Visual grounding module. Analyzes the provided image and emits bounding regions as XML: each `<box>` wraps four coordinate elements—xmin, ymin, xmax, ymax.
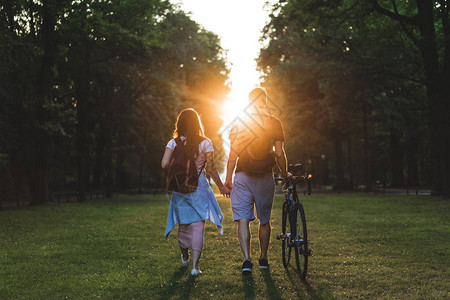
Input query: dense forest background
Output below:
<box><xmin>0</xmin><ymin>0</ymin><xmax>229</xmax><ymax>205</ymax></box>
<box><xmin>258</xmin><ymin>0</ymin><xmax>449</xmax><ymax>195</ymax></box>
<box><xmin>1</xmin><ymin>0</ymin><xmax>449</xmax><ymax>206</ymax></box>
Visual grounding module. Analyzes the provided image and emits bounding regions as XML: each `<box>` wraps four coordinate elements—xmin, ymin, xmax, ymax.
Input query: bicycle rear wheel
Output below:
<box><xmin>281</xmin><ymin>201</ymin><xmax>292</xmax><ymax>267</ymax></box>
<box><xmin>293</xmin><ymin>202</ymin><xmax>308</xmax><ymax>279</ymax></box>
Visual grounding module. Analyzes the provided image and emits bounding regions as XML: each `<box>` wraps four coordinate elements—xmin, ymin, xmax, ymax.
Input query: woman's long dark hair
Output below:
<box><xmin>173</xmin><ymin>108</ymin><xmax>205</xmax><ymax>158</ymax></box>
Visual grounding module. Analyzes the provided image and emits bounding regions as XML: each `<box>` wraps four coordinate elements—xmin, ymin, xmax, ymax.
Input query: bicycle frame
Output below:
<box><xmin>276</xmin><ymin>167</ymin><xmax>312</xmax><ymax>279</ymax></box>
<box><xmin>283</xmin><ymin>179</ymin><xmax>303</xmax><ymax>245</ymax></box>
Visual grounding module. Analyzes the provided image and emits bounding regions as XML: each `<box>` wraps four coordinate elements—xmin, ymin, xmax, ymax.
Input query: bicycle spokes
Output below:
<box><xmin>279</xmin><ymin>200</ymin><xmax>309</xmax><ymax>279</ymax></box>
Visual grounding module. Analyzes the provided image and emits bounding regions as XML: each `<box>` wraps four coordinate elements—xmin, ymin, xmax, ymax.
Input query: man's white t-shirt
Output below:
<box><xmin>166</xmin><ymin>136</ymin><xmax>214</xmax><ymax>173</ymax></box>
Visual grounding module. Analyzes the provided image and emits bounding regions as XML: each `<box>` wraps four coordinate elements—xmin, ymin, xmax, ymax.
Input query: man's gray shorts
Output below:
<box><xmin>230</xmin><ymin>172</ymin><xmax>275</xmax><ymax>224</ymax></box>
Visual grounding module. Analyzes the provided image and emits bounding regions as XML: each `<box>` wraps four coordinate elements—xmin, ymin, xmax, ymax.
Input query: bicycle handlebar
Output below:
<box><xmin>288</xmin><ymin>163</ymin><xmax>303</xmax><ymax>174</ymax></box>
<box><xmin>275</xmin><ymin>173</ymin><xmax>312</xmax><ymax>195</ymax></box>
<box><xmin>275</xmin><ymin>163</ymin><xmax>312</xmax><ymax>195</ymax></box>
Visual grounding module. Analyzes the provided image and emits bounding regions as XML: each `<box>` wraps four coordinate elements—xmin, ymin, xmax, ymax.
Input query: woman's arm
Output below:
<box><xmin>205</xmin><ymin>152</ymin><xmax>230</xmax><ymax>196</ymax></box>
<box><xmin>161</xmin><ymin>148</ymin><xmax>173</xmax><ymax>169</ymax></box>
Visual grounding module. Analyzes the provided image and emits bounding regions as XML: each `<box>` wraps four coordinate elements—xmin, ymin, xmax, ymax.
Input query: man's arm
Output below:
<box><xmin>224</xmin><ymin>150</ymin><xmax>238</xmax><ymax>190</ymax></box>
<box><xmin>224</xmin><ymin>124</ymin><xmax>239</xmax><ymax>190</ymax></box>
<box><xmin>274</xmin><ymin>141</ymin><xmax>289</xmax><ymax>178</ymax></box>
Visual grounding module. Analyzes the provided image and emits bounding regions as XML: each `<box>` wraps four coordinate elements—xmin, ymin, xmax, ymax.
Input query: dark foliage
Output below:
<box><xmin>0</xmin><ymin>0</ymin><xmax>229</xmax><ymax>204</ymax></box>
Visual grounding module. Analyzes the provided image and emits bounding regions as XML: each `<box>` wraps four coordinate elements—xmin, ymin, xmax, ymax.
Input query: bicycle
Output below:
<box><xmin>276</xmin><ymin>163</ymin><xmax>312</xmax><ymax>279</ymax></box>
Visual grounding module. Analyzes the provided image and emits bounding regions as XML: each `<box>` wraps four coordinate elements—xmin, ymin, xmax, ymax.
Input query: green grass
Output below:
<box><xmin>0</xmin><ymin>193</ymin><xmax>449</xmax><ymax>299</ymax></box>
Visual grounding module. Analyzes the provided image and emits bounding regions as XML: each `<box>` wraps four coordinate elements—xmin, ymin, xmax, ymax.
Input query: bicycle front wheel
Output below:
<box><xmin>281</xmin><ymin>201</ymin><xmax>292</xmax><ymax>267</ymax></box>
<box><xmin>293</xmin><ymin>202</ymin><xmax>308</xmax><ymax>279</ymax></box>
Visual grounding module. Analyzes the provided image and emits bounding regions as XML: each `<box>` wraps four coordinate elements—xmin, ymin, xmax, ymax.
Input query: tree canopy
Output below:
<box><xmin>0</xmin><ymin>0</ymin><xmax>229</xmax><ymax>204</ymax></box>
<box><xmin>258</xmin><ymin>0</ymin><xmax>448</xmax><ymax>194</ymax></box>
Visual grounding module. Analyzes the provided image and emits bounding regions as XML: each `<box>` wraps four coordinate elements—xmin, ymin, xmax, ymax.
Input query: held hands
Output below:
<box><xmin>219</xmin><ymin>184</ymin><xmax>231</xmax><ymax>197</ymax></box>
<box><xmin>220</xmin><ymin>180</ymin><xmax>233</xmax><ymax>198</ymax></box>
<box><xmin>224</xmin><ymin>180</ymin><xmax>233</xmax><ymax>191</ymax></box>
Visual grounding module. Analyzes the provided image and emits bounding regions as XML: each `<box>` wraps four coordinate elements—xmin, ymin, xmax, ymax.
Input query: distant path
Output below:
<box><xmin>378</xmin><ymin>188</ymin><xmax>431</xmax><ymax>195</ymax></box>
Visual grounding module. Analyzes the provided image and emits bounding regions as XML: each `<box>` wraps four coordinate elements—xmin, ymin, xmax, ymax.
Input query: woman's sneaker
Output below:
<box><xmin>242</xmin><ymin>260</ymin><xmax>253</xmax><ymax>275</ymax></box>
<box><xmin>190</xmin><ymin>268</ymin><xmax>202</xmax><ymax>276</ymax></box>
<box><xmin>181</xmin><ymin>254</ymin><xmax>189</xmax><ymax>267</ymax></box>
<box><xmin>259</xmin><ymin>258</ymin><xmax>269</xmax><ymax>269</ymax></box>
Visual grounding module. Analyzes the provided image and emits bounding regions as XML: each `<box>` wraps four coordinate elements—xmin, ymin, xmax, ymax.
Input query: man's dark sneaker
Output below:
<box><xmin>242</xmin><ymin>260</ymin><xmax>253</xmax><ymax>275</ymax></box>
<box><xmin>259</xmin><ymin>258</ymin><xmax>269</xmax><ymax>269</ymax></box>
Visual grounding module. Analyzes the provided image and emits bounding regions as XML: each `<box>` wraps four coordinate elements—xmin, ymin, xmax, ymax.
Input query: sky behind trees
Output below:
<box><xmin>171</xmin><ymin>0</ymin><xmax>276</xmax><ymax>113</ymax></box>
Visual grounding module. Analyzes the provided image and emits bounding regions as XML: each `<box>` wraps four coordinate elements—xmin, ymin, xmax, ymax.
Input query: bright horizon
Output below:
<box><xmin>171</xmin><ymin>0</ymin><xmax>274</xmax><ymax>122</ymax></box>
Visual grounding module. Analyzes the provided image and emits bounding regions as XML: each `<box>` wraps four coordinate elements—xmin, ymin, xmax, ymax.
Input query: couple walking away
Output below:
<box><xmin>161</xmin><ymin>88</ymin><xmax>291</xmax><ymax>276</ymax></box>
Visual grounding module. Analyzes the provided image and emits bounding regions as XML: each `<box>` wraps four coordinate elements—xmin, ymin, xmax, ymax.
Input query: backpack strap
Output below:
<box><xmin>197</xmin><ymin>137</ymin><xmax>207</xmax><ymax>174</ymax></box>
<box><xmin>174</xmin><ymin>137</ymin><xmax>183</xmax><ymax>146</ymax></box>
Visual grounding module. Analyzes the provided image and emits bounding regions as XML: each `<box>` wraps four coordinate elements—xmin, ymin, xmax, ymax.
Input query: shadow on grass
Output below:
<box><xmin>157</xmin><ymin>267</ymin><xmax>188</xmax><ymax>299</ymax></box>
<box><xmin>285</xmin><ymin>269</ymin><xmax>335</xmax><ymax>299</ymax></box>
<box><xmin>261</xmin><ymin>268</ymin><xmax>282</xmax><ymax>299</ymax></box>
<box><xmin>241</xmin><ymin>274</ymin><xmax>255</xmax><ymax>299</ymax></box>
<box><xmin>179</xmin><ymin>275</ymin><xmax>197</xmax><ymax>300</ymax></box>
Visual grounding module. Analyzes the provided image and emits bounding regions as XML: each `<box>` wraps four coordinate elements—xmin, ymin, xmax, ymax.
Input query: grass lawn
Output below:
<box><xmin>0</xmin><ymin>193</ymin><xmax>449</xmax><ymax>299</ymax></box>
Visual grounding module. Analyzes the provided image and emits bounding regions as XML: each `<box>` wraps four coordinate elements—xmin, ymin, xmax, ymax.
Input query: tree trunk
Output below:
<box><xmin>92</xmin><ymin>136</ymin><xmax>104</xmax><ymax>191</ymax></box>
<box><xmin>92</xmin><ymin>140</ymin><xmax>103</xmax><ymax>190</ymax></box>
<box><xmin>362</xmin><ymin>101</ymin><xmax>371</xmax><ymax>191</ymax></box>
<box><xmin>28</xmin><ymin>160</ymin><xmax>49</xmax><ymax>206</ymax></box>
<box><xmin>76</xmin><ymin>60</ymin><xmax>90</xmax><ymax>202</ymax></box>
<box><xmin>334</xmin><ymin>135</ymin><xmax>344</xmax><ymax>193</ymax></box>
<box><xmin>416</xmin><ymin>0</ymin><xmax>449</xmax><ymax>195</ymax></box>
<box><xmin>347</xmin><ymin>135</ymin><xmax>354</xmax><ymax>189</ymax></box>
<box><xmin>28</xmin><ymin>0</ymin><xmax>56</xmax><ymax>206</ymax></box>
<box><xmin>443</xmin><ymin>0</ymin><xmax>450</xmax><ymax>196</ymax></box>
<box><xmin>321</xmin><ymin>154</ymin><xmax>329</xmax><ymax>186</ymax></box>
<box><xmin>115</xmin><ymin>150</ymin><xmax>126</xmax><ymax>190</ymax></box>
<box><xmin>138</xmin><ymin>154</ymin><xmax>144</xmax><ymax>194</ymax></box>
<box><xmin>105</xmin><ymin>148</ymin><xmax>113</xmax><ymax>198</ymax></box>
<box><xmin>138</xmin><ymin>132</ymin><xmax>148</xmax><ymax>194</ymax></box>
<box><xmin>406</xmin><ymin>137</ymin><xmax>420</xmax><ymax>187</ymax></box>
<box><xmin>390</xmin><ymin>128</ymin><xmax>404</xmax><ymax>187</ymax></box>
<box><xmin>105</xmin><ymin>124</ymin><xmax>113</xmax><ymax>198</ymax></box>
<box><xmin>309</xmin><ymin>155</ymin><xmax>316</xmax><ymax>188</ymax></box>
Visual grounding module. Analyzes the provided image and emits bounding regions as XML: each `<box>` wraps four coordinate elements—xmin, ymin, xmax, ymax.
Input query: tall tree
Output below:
<box><xmin>370</xmin><ymin>0</ymin><xmax>450</xmax><ymax>195</ymax></box>
<box><xmin>258</xmin><ymin>0</ymin><xmax>427</xmax><ymax>191</ymax></box>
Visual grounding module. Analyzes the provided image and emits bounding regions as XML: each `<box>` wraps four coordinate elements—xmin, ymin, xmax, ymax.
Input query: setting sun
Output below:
<box><xmin>222</xmin><ymin>97</ymin><xmax>246</xmax><ymax>121</ymax></box>
<box><xmin>171</xmin><ymin>0</ymin><xmax>275</xmax><ymax>124</ymax></box>
<box><xmin>221</xmin><ymin>79</ymin><xmax>258</xmax><ymax>123</ymax></box>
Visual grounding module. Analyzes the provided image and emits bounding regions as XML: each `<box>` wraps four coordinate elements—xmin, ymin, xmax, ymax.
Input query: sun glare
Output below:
<box><xmin>222</xmin><ymin>98</ymin><xmax>245</xmax><ymax>121</ymax></box>
<box><xmin>222</xmin><ymin>87</ymin><xmax>248</xmax><ymax>121</ymax></box>
<box><xmin>221</xmin><ymin>66</ymin><xmax>260</xmax><ymax>125</ymax></box>
<box><xmin>171</xmin><ymin>0</ymin><xmax>271</xmax><ymax>123</ymax></box>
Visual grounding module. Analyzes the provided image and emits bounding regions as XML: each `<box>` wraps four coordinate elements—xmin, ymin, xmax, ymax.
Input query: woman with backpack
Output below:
<box><xmin>161</xmin><ymin>108</ymin><xmax>230</xmax><ymax>276</ymax></box>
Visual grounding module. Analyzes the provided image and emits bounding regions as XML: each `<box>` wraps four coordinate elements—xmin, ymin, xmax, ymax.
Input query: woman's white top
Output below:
<box><xmin>166</xmin><ymin>136</ymin><xmax>214</xmax><ymax>173</ymax></box>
